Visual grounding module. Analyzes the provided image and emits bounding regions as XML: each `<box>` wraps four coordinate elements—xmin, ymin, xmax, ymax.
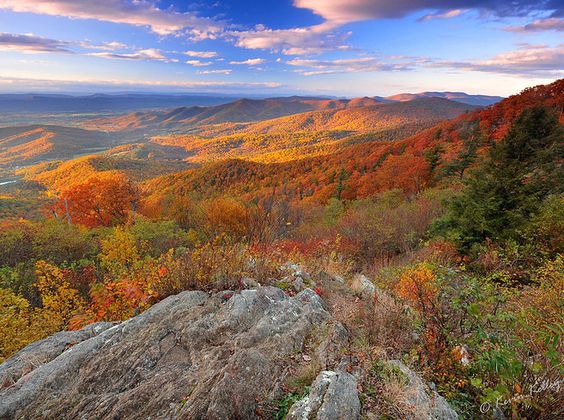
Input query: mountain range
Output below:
<box><xmin>0</xmin><ymin>91</ymin><xmax>502</xmax><ymax>115</ymax></box>
<box><xmin>0</xmin><ymin>96</ymin><xmax>477</xmax><ymax>167</ymax></box>
<box><xmin>83</xmin><ymin>96</ymin><xmax>477</xmax><ymax>134</ymax></box>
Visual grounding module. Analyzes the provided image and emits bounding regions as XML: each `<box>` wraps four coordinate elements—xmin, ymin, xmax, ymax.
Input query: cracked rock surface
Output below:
<box><xmin>0</xmin><ymin>287</ymin><xmax>331</xmax><ymax>419</ymax></box>
<box><xmin>286</xmin><ymin>370</ymin><xmax>360</xmax><ymax>420</ymax></box>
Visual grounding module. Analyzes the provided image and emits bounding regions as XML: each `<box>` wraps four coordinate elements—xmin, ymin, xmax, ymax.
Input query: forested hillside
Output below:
<box><xmin>0</xmin><ymin>125</ymin><xmax>114</xmax><ymax>166</ymax></box>
<box><xmin>0</xmin><ymin>80</ymin><xmax>562</xmax><ymax>419</ymax></box>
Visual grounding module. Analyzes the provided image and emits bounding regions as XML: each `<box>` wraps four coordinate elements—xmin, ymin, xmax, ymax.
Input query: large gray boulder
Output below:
<box><xmin>388</xmin><ymin>360</ymin><xmax>458</xmax><ymax>420</ymax></box>
<box><xmin>0</xmin><ymin>321</ymin><xmax>114</xmax><ymax>390</ymax></box>
<box><xmin>0</xmin><ymin>287</ymin><xmax>331</xmax><ymax>419</ymax></box>
<box><xmin>286</xmin><ymin>370</ymin><xmax>360</xmax><ymax>420</ymax></box>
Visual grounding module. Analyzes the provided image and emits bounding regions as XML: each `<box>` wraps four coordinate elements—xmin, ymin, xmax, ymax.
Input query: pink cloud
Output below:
<box><xmin>0</xmin><ymin>0</ymin><xmax>223</xmax><ymax>36</ymax></box>
<box><xmin>87</xmin><ymin>48</ymin><xmax>175</xmax><ymax>62</ymax></box>
<box><xmin>294</xmin><ymin>0</ymin><xmax>561</xmax><ymax>22</ymax></box>
<box><xmin>232</xmin><ymin>22</ymin><xmax>349</xmax><ymax>55</ymax></box>
<box><xmin>433</xmin><ymin>44</ymin><xmax>564</xmax><ymax>77</ymax></box>
<box><xmin>0</xmin><ymin>32</ymin><xmax>70</xmax><ymax>53</ymax></box>
<box><xmin>506</xmin><ymin>17</ymin><xmax>564</xmax><ymax>32</ymax></box>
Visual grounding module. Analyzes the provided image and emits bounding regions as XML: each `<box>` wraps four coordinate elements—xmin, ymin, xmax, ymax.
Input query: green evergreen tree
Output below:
<box><xmin>436</xmin><ymin>107</ymin><xmax>563</xmax><ymax>251</ymax></box>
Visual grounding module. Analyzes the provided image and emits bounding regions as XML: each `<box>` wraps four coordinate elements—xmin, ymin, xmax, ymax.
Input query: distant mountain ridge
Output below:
<box><xmin>100</xmin><ymin>97</ymin><xmax>477</xmax><ymax>165</ymax></box>
<box><xmin>385</xmin><ymin>91</ymin><xmax>503</xmax><ymax>106</ymax></box>
<box><xmin>0</xmin><ymin>94</ymin><xmax>237</xmax><ymax>113</ymax></box>
<box><xmin>0</xmin><ymin>91</ymin><xmax>502</xmax><ymax>115</ymax></box>
<box><xmin>0</xmin><ymin>97</ymin><xmax>477</xmax><ymax>167</ymax></box>
<box><xmin>84</xmin><ymin>96</ymin><xmax>475</xmax><ymax>134</ymax></box>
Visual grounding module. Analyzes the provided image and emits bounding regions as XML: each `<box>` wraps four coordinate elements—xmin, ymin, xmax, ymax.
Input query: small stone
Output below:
<box><xmin>350</xmin><ymin>274</ymin><xmax>376</xmax><ymax>301</ymax></box>
<box><xmin>241</xmin><ymin>277</ymin><xmax>259</xmax><ymax>288</ymax></box>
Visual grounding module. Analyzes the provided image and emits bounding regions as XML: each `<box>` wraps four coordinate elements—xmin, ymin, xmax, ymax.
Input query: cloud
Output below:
<box><xmin>288</xmin><ymin>56</ymin><xmax>414</xmax><ymax>75</ymax></box>
<box><xmin>231</xmin><ymin>22</ymin><xmax>349</xmax><ymax>55</ymax></box>
<box><xmin>197</xmin><ymin>69</ymin><xmax>232</xmax><ymax>75</ymax></box>
<box><xmin>434</xmin><ymin>44</ymin><xmax>564</xmax><ymax>77</ymax></box>
<box><xmin>231</xmin><ymin>1</ymin><xmax>562</xmax><ymax>57</ymax></box>
<box><xmin>186</xmin><ymin>60</ymin><xmax>212</xmax><ymax>66</ymax></box>
<box><xmin>0</xmin><ymin>76</ymin><xmax>283</xmax><ymax>93</ymax></box>
<box><xmin>87</xmin><ymin>48</ymin><xmax>175</xmax><ymax>62</ymax></box>
<box><xmin>0</xmin><ymin>75</ymin><xmax>282</xmax><ymax>91</ymax></box>
<box><xmin>229</xmin><ymin>58</ymin><xmax>265</xmax><ymax>65</ymax></box>
<box><xmin>0</xmin><ymin>0</ymin><xmax>223</xmax><ymax>36</ymax></box>
<box><xmin>184</xmin><ymin>50</ymin><xmax>218</xmax><ymax>58</ymax></box>
<box><xmin>294</xmin><ymin>0</ymin><xmax>562</xmax><ymax>23</ymax></box>
<box><xmin>419</xmin><ymin>9</ymin><xmax>465</xmax><ymax>21</ymax></box>
<box><xmin>287</xmin><ymin>44</ymin><xmax>564</xmax><ymax>78</ymax></box>
<box><xmin>0</xmin><ymin>32</ymin><xmax>70</xmax><ymax>53</ymax></box>
<box><xmin>505</xmin><ymin>17</ymin><xmax>564</xmax><ymax>32</ymax></box>
<box><xmin>79</xmin><ymin>40</ymin><xmax>129</xmax><ymax>51</ymax></box>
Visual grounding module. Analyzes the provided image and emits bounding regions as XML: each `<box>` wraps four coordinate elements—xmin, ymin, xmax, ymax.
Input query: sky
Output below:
<box><xmin>0</xmin><ymin>0</ymin><xmax>562</xmax><ymax>97</ymax></box>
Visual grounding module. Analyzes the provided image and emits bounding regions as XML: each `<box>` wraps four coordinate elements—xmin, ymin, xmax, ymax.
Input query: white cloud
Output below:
<box><xmin>432</xmin><ymin>44</ymin><xmax>564</xmax><ymax>77</ymax></box>
<box><xmin>186</xmin><ymin>60</ymin><xmax>212</xmax><ymax>66</ymax></box>
<box><xmin>197</xmin><ymin>69</ymin><xmax>232</xmax><ymax>74</ymax></box>
<box><xmin>229</xmin><ymin>58</ymin><xmax>265</xmax><ymax>65</ymax></box>
<box><xmin>288</xmin><ymin>56</ymin><xmax>414</xmax><ymax>75</ymax></box>
<box><xmin>87</xmin><ymin>48</ymin><xmax>174</xmax><ymax>62</ymax></box>
<box><xmin>80</xmin><ymin>40</ymin><xmax>129</xmax><ymax>51</ymax></box>
<box><xmin>184</xmin><ymin>50</ymin><xmax>218</xmax><ymax>58</ymax></box>
<box><xmin>231</xmin><ymin>22</ymin><xmax>349</xmax><ymax>55</ymax></box>
<box><xmin>0</xmin><ymin>0</ymin><xmax>223</xmax><ymax>36</ymax></box>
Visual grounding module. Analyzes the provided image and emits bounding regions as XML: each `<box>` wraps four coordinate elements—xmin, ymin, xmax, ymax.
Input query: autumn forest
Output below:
<box><xmin>0</xmin><ymin>79</ymin><xmax>562</xmax><ymax>419</ymax></box>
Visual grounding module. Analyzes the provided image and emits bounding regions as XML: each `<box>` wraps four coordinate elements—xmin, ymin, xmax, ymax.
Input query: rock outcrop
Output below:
<box><xmin>388</xmin><ymin>360</ymin><xmax>459</xmax><ymax>420</ymax></box>
<box><xmin>1</xmin><ymin>278</ymin><xmax>458</xmax><ymax>420</ymax></box>
<box><xmin>0</xmin><ymin>287</ymin><xmax>333</xmax><ymax>419</ymax></box>
<box><xmin>286</xmin><ymin>370</ymin><xmax>361</xmax><ymax>420</ymax></box>
<box><xmin>0</xmin><ymin>321</ymin><xmax>114</xmax><ymax>390</ymax></box>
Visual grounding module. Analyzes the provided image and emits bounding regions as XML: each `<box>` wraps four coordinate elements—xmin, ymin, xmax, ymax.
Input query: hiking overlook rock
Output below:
<box><xmin>1</xmin><ymin>270</ymin><xmax>458</xmax><ymax>420</ymax></box>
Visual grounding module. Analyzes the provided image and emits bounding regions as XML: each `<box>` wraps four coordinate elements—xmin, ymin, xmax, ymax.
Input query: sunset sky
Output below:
<box><xmin>0</xmin><ymin>0</ymin><xmax>562</xmax><ymax>96</ymax></box>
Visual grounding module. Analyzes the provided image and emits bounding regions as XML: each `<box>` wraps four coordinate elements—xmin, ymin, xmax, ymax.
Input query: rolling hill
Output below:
<box><xmin>81</xmin><ymin>96</ymin><xmax>384</xmax><ymax>133</ymax></box>
<box><xmin>141</xmin><ymin>79</ymin><xmax>562</xmax><ymax>205</ymax></box>
<box><xmin>82</xmin><ymin>94</ymin><xmax>481</xmax><ymax>135</ymax></box>
<box><xmin>18</xmin><ymin>155</ymin><xmax>191</xmax><ymax>191</ymax></box>
<box><xmin>0</xmin><ymin>125</ymin><xmax>116</xmax><ymax>166</ymax></box>
<box><xmin>240</xmin><ymin>98</ymin><xmax>476</xmax><ymax>134</ymax></box>
<box><xmin>143</xmin><ymin>98</ymin><xmax>477</xmax><ymax>163</ymax></box>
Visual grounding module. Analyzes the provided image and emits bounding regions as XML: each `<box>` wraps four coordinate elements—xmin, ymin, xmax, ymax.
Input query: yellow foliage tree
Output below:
<box><xmin>35</xmin><ymin>261</ymin><xmax>87</xmax><ymax>332</ymax></box>
<box><xmin>0</xmin><ymin>288</ymin><xmax>35</xmax><ymax>362</ymax></box>
<box><xmin>99</xmin><ymin>227</ymin><xmax>141</xmax><ymax>277</ymax></box>
<box><xmin>396</xmin><ymin>264</ymin><xmax>438</xmax><ymax>315</ymax></box>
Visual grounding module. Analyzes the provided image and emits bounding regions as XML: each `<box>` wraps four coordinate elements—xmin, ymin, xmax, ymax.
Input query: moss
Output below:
<box><xmin>274</xmin><ymin>386</ymin><xmax>310</xmax><ymax>420</ymax></box>
<box><xmin>371</xmin><ymin>361</ymin><xmax>409</xmax><ymax>386</ymax></box>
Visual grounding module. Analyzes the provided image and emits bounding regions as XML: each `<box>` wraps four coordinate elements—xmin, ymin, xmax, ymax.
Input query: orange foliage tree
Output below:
<box><xmin>52</xmin><ymin>174</ymin><xmax>140</xmax><ymax>227</ymax></box>
<box><xmin>395</xmin><ymin>264</ymin><xmax>451</xmax><ymax>373</ymax></box>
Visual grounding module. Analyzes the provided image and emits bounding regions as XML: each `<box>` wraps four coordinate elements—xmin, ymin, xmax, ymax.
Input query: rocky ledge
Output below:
<box><xmin>0</xmin><ymin>287</ymin><xmax>351</xmax><ymax>419</ymax></box>
<box><xmin>1</xmin><ymin>282</ymin><xmax>458</xmax><ymax>419</ymax></box>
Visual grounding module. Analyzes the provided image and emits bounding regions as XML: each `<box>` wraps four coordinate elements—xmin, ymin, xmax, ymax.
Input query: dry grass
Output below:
<box><xmin>362</xmin><ymin>291</ymin><xmax>414</xmax><ymax>360</ymax></box>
